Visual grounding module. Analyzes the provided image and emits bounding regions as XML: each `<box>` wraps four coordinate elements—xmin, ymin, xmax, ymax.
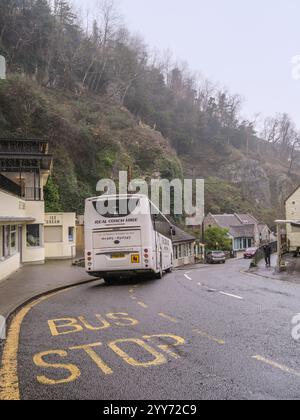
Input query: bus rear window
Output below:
<box><xmin>93</xmin><ymin>198</ymin><xmax>140</xmax><ymax>218</ymax></box>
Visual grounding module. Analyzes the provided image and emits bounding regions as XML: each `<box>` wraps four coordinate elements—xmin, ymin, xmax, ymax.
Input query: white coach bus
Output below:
<box><xmin>84</xmin><ymin>194</ymin><xmax>175</xmax><ymax>283</ymax></box>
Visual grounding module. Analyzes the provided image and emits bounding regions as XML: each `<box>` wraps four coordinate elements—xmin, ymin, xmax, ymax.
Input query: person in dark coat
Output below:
<box><xmin>263</xmin><ymin>244</ymin><xmax>272</xmax><ymax>267</ymax></box>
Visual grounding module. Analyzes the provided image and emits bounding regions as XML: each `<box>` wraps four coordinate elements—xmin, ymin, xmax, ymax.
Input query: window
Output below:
<box><xmin>10</xmin><ymin>226</ymin><xmax>17</xmax><ymax>253</ymax></box>
<box><xmin>27</xmin><ymin>224</ymin><xmax>42</xmax><ymax>247</ymax></box>
<box><xmin>173</xmin><ymin>246</ymin><xmax>178</xmax><ymax>260</ymax></box>
<box><xmin>235</xmin><ymin>238</ymin><xmax>244</xmax><ymax>250</ymax></box>
<box><xmin>235</xmin><ymin>238</ymin><xmax>252</xmax><ymax>251</ymax></box>
<box><xmin>0</xmin><ymin>225</ymin><xmax>20</xmax><ymax>260</ymax></box>
<box><xmin>4</xmin><ymin>226</ymin><xmax>10</xmax><ymax>257</ymax></box>
<box><xmin>178</xmin><ymin>245</ymin><xmax>182</xmax><ymax>259</ymax></box>
<box><xmin>182</xmin><ymin>244</ymin><xmax>185</xmax><ymax>258</ymax></box>
<box><xmin>45</xmin><ymin>226</ymin><xmax>62</xmax><ymax>243</ymax></box>
<box><xmin>93</xmin><ymin>199</ymin><xmax>140</xmax><ymax>218</ymax></box>
<box><xmin>68</xmin><ymin>227</ymin><xmax>75</xmax><ymax>243</ymax></box>
<box><xmin>152</xmin><ymin>212</ymin><xmax>172</xmax><ymax>239</ymax></box>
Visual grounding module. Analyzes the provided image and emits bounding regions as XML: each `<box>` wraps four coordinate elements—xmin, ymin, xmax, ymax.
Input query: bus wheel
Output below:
<box><xmin>156</xmin><ymin>266</ymin><xmax>163</xmax><ymax>279</ymax></box>
<box><xmin>155</xmin><ymin>252</ymin><xmax>163</xmax><ymax>279</ymax></box>
<box><xmin>103</xmin><ymin>277</ymin><xmax>113</xmax><ymax>284</ymax></box>
<box><xmin>166</xmin><ymin>267</ymin><xmax>173</xmax><ymax>274</ymax></box>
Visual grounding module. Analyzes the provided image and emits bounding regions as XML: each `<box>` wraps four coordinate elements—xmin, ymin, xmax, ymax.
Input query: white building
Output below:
<box><xmin>44</xmin><ymin>213</ymin><xmax>76</xmax><ymax>259</ymax></box>
<box><xmin>275</xmin><ymin>186</ymin><xmax>300</xmax><ymax>270</ymax></box>
<box><xmin>285</xmin><ymin>186</ymin><xmax>300</xmax><ymax>251</ymax></box>
<box><xmin>204</xmin><ymin>213</ymin><xmax>272</xmax><ymax>256</ymax></box>
<box><xmin>0</xmin><ymin>138</ymin><xmax>52</xmax><ymax>282</ymax></box>
<box><xmin>172</xmin><ymin>226</ymin><xmax>204</xmax><ymax>267</ymax></box>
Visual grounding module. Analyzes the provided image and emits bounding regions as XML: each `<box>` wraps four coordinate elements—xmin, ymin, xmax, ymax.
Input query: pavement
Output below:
<box><xmin>0</xmin><ymin>260</ymin><xmax>93</xmax><ymax>318</ymax></box>
<box><xmin>249</xmin><ymin>254</ymin><xmax>300</xmax><ymax>284</ymax></box>
<box><xmin>2</xmin><ymin>258</ymin><xmax>300</xmax><ymax>400</ymax></box>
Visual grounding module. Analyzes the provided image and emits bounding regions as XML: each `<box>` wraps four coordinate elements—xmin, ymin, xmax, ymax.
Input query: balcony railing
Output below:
<box><xmin>23</xmin><ymin>187</ymin><xmax>42</xmax><ymax>201</ymax></box>
<box><xmin>0</xmin><ymin>138</ymin><xmax>49</xmax><ymax>155</ymax></box>
<box><xmin>0</xmin><ymin>157</ymin><xmax>53</xmax><ymax>171</ymax></box>
<box><xmin>0</xmin><ymin>173</ymin><xmax>21</xmax><ymax>197</ymax></box>
<box><xmin>0</xmin><ymin>138</ymin><xmax>53</xmax><ymax>172</ymax></box>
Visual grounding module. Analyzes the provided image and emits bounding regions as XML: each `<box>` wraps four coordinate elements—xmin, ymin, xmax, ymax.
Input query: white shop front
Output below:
<box><xmin>44</xmin><ymin>213</ymin><xmax>76</xmax><ymax>259</ymax></box>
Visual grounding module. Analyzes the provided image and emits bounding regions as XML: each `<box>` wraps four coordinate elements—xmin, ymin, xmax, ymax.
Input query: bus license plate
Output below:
<box><xmin>111</xmin><ymin>253</ymin><xmax>125</xmax><ymax>259</ymax></box>
<box><xmin>131</xmin><ymin>255</ymin><xmax>140</xmax><ymax>264</ymax></box>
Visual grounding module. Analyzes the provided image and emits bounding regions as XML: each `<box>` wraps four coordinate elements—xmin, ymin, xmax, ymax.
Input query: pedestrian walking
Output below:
<box><xmin>263</xmin><ymin>244</ymin><xmax>272</xmax><ymax>267</ymax></box>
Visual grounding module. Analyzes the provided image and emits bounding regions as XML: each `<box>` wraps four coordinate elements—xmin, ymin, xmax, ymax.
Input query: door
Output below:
<box><xmin>18</xmin><ymin>226</ymin><xmax>23</xmax><ymax>263</ymax></box>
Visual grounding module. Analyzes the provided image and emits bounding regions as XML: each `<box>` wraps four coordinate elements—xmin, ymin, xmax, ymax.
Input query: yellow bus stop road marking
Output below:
<box><xmin>193</xmin><ymin>329</ymin><xmax>225</xmax><ymax>346</ymax></box>
<box><xmin>137</xmin><ymin>302</ymin><xmax>149</xmax><ymax>309</ymax></box>
<box><xmin>252</xmin><ymin>355</ymin><xmax>300</xmax><ymax>377</ymax></box>
<box><xmin>158</xmin><ymin>313</ymin><xmax>178</xmax><ymax>324</ymax></box>
<box><xmin>0</xmin><ymin>287</ymin><xmax>73</xmax><ymax>401</ymax></box>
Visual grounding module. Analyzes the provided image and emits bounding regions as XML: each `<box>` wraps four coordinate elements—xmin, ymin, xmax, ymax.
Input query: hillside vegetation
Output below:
<box><xmin>0</xmin><ymin>0</ymin><xmax>299</xmax><ymax>226</ymax></box>
<box><xmin>0</xmin><ymin>77</ymin><xmax>182</xmax><ymax>214</ymax></box>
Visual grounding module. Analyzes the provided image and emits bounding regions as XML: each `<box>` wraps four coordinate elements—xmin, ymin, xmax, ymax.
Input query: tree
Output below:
<box><xmin>44</xmin><ymin>176</ymin><xmax>62</xmax><ymax>212</ymax></box>
<box><xmin>1</xmin><ymin>0</ymin><xmax>299</xmax><ymax>184</ymax></box>
<box><xmin>205</xmin><ymin>227</ymin><xmax>232</xmax><ymax>251</ymax></box>
<box><xmin>80</xmin><ymin>0</ymin><xmax>122</xmax><ymax>93</ymax></box>
<box><xmin>262</xmin><ymin>113</ymin><xmax>300</xmax><ymax>172</ymax></box>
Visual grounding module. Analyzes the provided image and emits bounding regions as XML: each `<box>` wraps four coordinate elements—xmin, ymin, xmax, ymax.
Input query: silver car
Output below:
<box><xmin>206</xmin><ymin>251</ymin><xmax>226</xmax><ymax>264</ymax></box>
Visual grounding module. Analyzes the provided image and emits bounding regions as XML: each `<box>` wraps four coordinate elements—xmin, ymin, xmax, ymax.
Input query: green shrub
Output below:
<box><xmin>205</xmin><ymin>227</ymin><xmax>232</xmax><ymax>251</ymax></box>
<box><xmin>44</xmin><ymin>177</ymin><xmax>62</xmax><ymax>212</ymax></box>
<box><xmin>108</xmin><ymin>112</ymin><xmax>133</xmax><ymax>130</ymax></box>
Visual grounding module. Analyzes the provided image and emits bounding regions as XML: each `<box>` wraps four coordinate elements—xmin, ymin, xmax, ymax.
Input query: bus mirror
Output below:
<box><xmin>171</xmin><ymin>227</ymin><xmax>176</xmax><ymax>236</ymax></box>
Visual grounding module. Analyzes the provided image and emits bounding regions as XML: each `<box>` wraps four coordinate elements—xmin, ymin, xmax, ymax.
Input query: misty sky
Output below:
<box><xmin>73</xmin><ymin>0</ymin><xmax>300</xmax><ymax>129</ymax></box>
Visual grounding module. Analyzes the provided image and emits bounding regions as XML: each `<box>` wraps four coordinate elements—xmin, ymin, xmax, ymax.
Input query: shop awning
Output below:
<box><xmin>0</xmin><ymin>217</ymin><xmax>35</xmax><ymax>223</ymax></box>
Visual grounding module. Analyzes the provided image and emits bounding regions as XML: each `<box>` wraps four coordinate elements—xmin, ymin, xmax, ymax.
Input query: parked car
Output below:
<box><xmin>244</xmin><ymin>247</ymin><xmax>258</xmax><ymax>259</ymax></box>
<box><xmin>206</xmin><ymin>251</ymin><xmax>226</xmax><ymax>264</ymax></box>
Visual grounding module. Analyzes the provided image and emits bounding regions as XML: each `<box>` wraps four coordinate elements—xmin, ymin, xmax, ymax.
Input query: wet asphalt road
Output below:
<box><xmin>4</xmin><ymin>259</ymin><xmax>300</xmax><ymax>400</ymax></box>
